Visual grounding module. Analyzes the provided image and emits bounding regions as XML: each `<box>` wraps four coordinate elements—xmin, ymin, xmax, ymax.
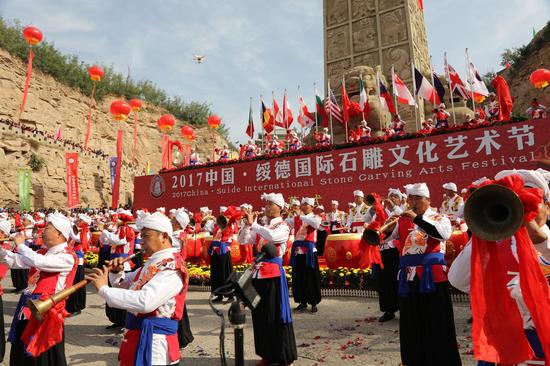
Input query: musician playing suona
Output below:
<box><xmin>287</xmin><ymin>197</ymin><xmax>322</xmax><ymax>313</ymax></box>
<box><xmin>66</xmin><ymin>213</ymin><xmax>92</xmax><ymax>315</ymax></box>
<box><xmin>449</xmin><ymin>169</ymin><xmax>550</xmax><ymax>365</ymax></box>
<box><xmin>0</xmin><ymin>212</ymin><xmax>77</xmax><ymax>366</ymax></box>
<box><xmin>88</xmin><ymin>211</ymin><xmax>188</xmax><ymax>366</ymax></box>
<box><xmin>387</xmin><ymin>183</ymin><xmax>461</xmax><ymax>366</ymax></box>
<box><xmin>240</xmin><ymin>192</ymin><xmax>297</xmax><ymax>366</ymax></box>
<box><xmin>0</xmin><ymin>219</ymin><xmax>14</xmax><ymax>363</ymax></box>
<box><xmin>209</xmin><ymin>206</ymin><xmax>236</xmax><ymax>303</ymax></box>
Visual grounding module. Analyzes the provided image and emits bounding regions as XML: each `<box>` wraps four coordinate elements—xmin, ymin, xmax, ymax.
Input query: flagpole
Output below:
<box><xmin>376</xmin><ymin>70</ymin><xmax>383</xmax><ymax>129</ymax></box>
<box><xmin>328</xmin><ymin>79</ymin><xmax>334</xmax><ymax>144</ymax></box>
<box><xmin>430</xmin><ymin>56</ymin><xmax>437</xmax><ymax>110</ymax></box>
<box><xmin>360</xmin><ymin>73</ymin><xmax>365</xmax><ymax>122</ymax></box>
<box><xmin>444</xmin><ymin>52</ymin><xmax>457</xmax><ymax>125</ymax></box>
<box><xmin>298</xmin><ymin>85</ymin><xmax>305</xmax><ymax>139</ymax></box>
<box><xmin>465</xmin><ymin>48</ymin><xmax>476</xmax><ymax>115</ymax></box>
<box><xmin>249</xmin><ymin>96</ymin><xmax>253</xmax><ymax>141</ymax></box>
<box><xmin>391</xmin><ymin>65</ymin><xmax>399</xmax><ymax>117</ymax></box>
<box><xmin>342</xmin><ymin>76</ymin><xmax>349</xmax><ymax>143</ymax></box>
<box><xmin>313</xmin><ymin>82</ymin><xmax>319</xmax><ymax>134</ymax></box>
<box><xmin>260</xmin><ymin>94</ymin><xmax>265</xmax><ymax>152</ymax></box>
<box><xmin>411</xmin><ymin>61</ymin><xmax>420</xmax><ymax>131</ymax></box>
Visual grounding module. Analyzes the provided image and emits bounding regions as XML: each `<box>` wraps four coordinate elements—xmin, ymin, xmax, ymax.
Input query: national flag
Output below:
<box><xmin>282</xmin><ymin>90</ymin><xmax>293</xmax><ymax>129</ymax></box>
<box><xmin>444</xmin><ymin>59</ymin><xmax>470</xmax><ymax>100</ymax></box>
<box><xmin>432</xmin><ymin>73</ymin><xmax>446</xmax><ymax>103</ymax></box>
<box><xmin>341</xmin><ymin>77</ymin><xmax>350</xmax><ymax>125</ymax></box>
<box><xmin>418</xmin><ymin>0</ymin><xmax>424</xmax><ymax>10</ymax></box>
<box><xmin>491</xmin><ymin>75</ymin><xmax>513</xmax><ymax>121</ymax></box>
<box><xmin>298</xmin><ymin>95</ymin><xmax>315</xmax><ymax>129</ymax></box>
<box><xmin>325</xmin><ymin>87</ymin><xmax>343</xmax><ymax>124</ymax></box>
<box><xmin>392</xmin><ymin>71</ymin><xmax>416</xmax><ymax>106</ymax></box>
<box><xmin>359</xmin><ymin>75</ymin><xmax>370</xmax><ymax>116</ymax></box>
<box><xmin>245</xmin><ymin>98</ymin><xmax>254</xmax><ymax>138</ymax></box>
<box><xmin>414</xmin><ymin>67</ymin><xmax>440</xmax><ymax>105</ymax></box>
<box><xmin>379</xmin><ymin>79</ymin><xmax>396</xmax><ymax>114</ymax></box>
<box><xmin>467</xmin><ymin>60</ymin><xmax>489</xmax><ymax>103</ymax></box>
<box><xmin>315</xmin><ymin>88</ymin><xmax>329</xmax><ymax>127</ymax></box>
<box><xmin>261</xmin><ymin>99</ymin><xmax>273</xmax><ymax>133</ymax></box>
<box><xmin>272</xmin><ymin>93</ymin><xmax>284</xmax><ymax>128</ymax></box>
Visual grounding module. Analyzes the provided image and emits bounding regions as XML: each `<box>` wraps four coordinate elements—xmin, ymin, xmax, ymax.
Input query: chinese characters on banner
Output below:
<box><xmin>65</xmin><ymin>152</ymin><xmax>79</xmax><ymax>209</ymax></box>
<box><xmin>134</xmin><ymin>120</ymin><xmax>550</xmax><ymax>212</ymax></box>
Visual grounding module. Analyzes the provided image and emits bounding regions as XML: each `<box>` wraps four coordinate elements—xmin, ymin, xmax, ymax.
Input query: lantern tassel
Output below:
<box><xmin>19</xmin><ymin>47</ymin><xmax>34</xmax><ymax>119</ymax></box>
<box><xmin>84</xmin><ymin>81</ymin><xmax>97</xmax><ymax>150</ymax></box>
<box><xmin>111</xmin><ymin>129</ymin><xmax>123</xmax><ymax>209</ymax></box>
<box><xmin>132</xmin><ymin>112</ymin><xmax>138</xmax><ymax>164</ymax></box>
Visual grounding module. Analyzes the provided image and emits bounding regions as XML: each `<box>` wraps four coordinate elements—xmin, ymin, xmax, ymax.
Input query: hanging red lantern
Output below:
<box><xmin>529</xmin><ymin>68</ymin><xmax>550</xmax><ymax>89</ymax></box>
<box><xmin>208</xmin><ymin>115</ymin><xmax>221</xmax><ymax>129</ymax></box>
<box><xmin>181</xmin><ymin>125</ymin><xmax>195</xmax><ymax>141</ymax></box>
<box><xmin>23</xmin><ymin>26</ymin><xmax>43</xmax><ymax>46</ymax></box>
<box><xmin>110</xmin><ymin>100</ymin><xmax>131</xmax><ymax>121</ymax></box>
<box><xmin>130</xmin><ymin>98</ymin><xmax>142</xmax><ymax>111</ymax></box>
<box><xmin>157</xmin><ymin>114</ymin><xmax>176</xmax><ymax>133</ymax></box>
<box><xmin>88</xmin><ymin>65</ymin><xmax>105</xmax><ymax>82</ymax></box>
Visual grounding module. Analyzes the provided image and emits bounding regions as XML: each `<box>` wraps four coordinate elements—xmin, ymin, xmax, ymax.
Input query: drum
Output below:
<box><xmin>444</xmin><ymin>230</ymin><xmax>469</xmax><ymax>266</ymax></box>
<box><xmin>185</xmin><ymin>232</ymin><xmax>209</xmax><ymax>264</ymax></box>
<box><xmin>201</xmin><ymin>235</ymin><xmax>213</xmax><ymax>265</ymax></box>
<box><xmin>324</xmin><ymin>233</ymin><xmax>370</xmax><ymax>269</ymax></box>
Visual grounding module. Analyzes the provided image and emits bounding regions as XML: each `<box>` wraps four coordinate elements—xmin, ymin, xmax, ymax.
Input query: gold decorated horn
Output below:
<box><xmin>464</xmin><ymin>184</ymin><xmax>524</xmax><ymax>241</ymax></box>
<box><xmin>362</xmin><ymin>216</ymin><xmax>401</xmax><ymax>246</ymax></box>
<box><xmin>365</xmin><ymin>194</ymin><xmax>376</xmax><ymax>206</ymax></box>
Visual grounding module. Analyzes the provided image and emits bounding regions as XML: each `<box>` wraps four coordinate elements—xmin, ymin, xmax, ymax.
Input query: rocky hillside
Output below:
<box><xmin>0</xmin><ymin>47</ymin><xmax>229</xmax><ymax>209</ymax></box>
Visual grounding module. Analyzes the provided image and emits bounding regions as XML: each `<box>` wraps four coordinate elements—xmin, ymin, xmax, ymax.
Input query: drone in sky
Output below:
<box><xmin>194</xmin><ymin>55</ymin><xmax>206</xmax><ymax>64</ymax></box>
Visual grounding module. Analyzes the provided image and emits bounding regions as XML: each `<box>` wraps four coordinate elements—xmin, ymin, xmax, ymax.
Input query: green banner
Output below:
<box><xmin>18</xmin><ymin>168</ymin><xmax>31</xmax><ymax>211</ymax></box>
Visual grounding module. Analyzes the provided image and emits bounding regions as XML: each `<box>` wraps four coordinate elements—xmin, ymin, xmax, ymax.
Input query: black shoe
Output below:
<box><xmin>70</xmin><ymin>311</ymin><xmax>82</xmax><ymax>317</ymax></box>
<box><xmin>105</xmin><ymin>324</ymin><xmax>122</xmax><ymax>330</ymax></box>
<box><xmin>311</xmin><ymin>305</ymin><xmax>318</xmax><ymax>313</ymax></box>
<box><xmin>294</xmin><ymin>303</ymin><xmax>307</xmax><ymax>311</ymax></box>
<box><xmin>212</xmin><ymin>296</ymin><xmax>224</xmax><ymax>303</ymax></box>
<box><xmin>378</xmin><ymin>312</ymin><xmax>395</xmax><ymax>322</ymax></box>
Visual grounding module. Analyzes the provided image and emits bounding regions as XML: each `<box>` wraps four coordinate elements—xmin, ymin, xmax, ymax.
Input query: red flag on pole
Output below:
<box><xmin>341</xmin><ymin>78</ymin><xmax>351</xmax><ymax>125</ymax></box>
<box><xmin>491</xmin><ymin>75</ymin><xmax>513</xmax><ymax>121</ymax></box>
<box><xmin>65</xmin><ymin>153</ymin><xmax>79</xmax><ymax>209</ymax></box>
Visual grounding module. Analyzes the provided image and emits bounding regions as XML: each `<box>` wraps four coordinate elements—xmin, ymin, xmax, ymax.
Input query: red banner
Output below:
<box><xmin>134</xmin><ymin>119</ymin><xmax>550</xmax><ymax>212</ymax></box>
<box><xmin>65</xmin><ymin>152</ymin><xmax>79</xmax><ymax>209</ymax></box>
<box><xmin>111</xmin><ymin>129</ymin><xmax>123</xmax><ymax>209</ymax></box>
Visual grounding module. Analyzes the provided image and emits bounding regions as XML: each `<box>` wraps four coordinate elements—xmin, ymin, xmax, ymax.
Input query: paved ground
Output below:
<box><xmin>0</xmin><ymin>281</ymin><xmax>477</xmax><ymax>365</ymax></box>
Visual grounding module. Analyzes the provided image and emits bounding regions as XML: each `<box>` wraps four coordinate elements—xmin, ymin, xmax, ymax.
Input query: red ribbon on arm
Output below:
<box><xmin>19</xmin><ymin>47</ymin><xmax>34</xmax><ymax>118</ymax></box>
<box><xmin>84</xmin><ymin>81</ymin><xmax>97</xmax><ymax>150</ymax></box>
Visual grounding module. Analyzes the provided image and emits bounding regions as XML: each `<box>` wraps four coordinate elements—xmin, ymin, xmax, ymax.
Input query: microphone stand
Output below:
<box><xmin>228</xmin><ymin>301</ymin><xmax>246</xmax><ymax>366</ymax></box>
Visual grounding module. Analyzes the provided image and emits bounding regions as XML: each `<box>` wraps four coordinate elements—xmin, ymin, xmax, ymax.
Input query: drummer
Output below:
<box><xmin>344</xmin><ymin>190</ymin><xmax>369</xmax><ymax>234</ymax></box>
<box><xmin>327</xmin><ymin>200</ymin><xmax>345</xmax><ymax>234</ymax></box>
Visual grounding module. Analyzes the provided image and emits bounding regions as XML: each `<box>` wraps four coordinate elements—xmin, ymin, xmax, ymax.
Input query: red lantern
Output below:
<box><xmin>530</xmin><ymin>68</ymin><xmax>550</xmax><ymax>89</ymax></box>
<box><xmin>181</xmin><ymin>125</ymin><xmax>195</xmax><ymax>141</ymax></box>
<box><xmin>109</xmin><ymin>100</ymin><xmax>131</xmax><ymax>121</ymax></box>
<box><xmin>157</xmin><ymin>114</ymin><xmax>176</xmax><ymax>133</ymax></box>
<box><xmin>23</xmin><ymin>26</ymin><xmax>43</xmax><ymax>46</ymax></box>
<box><xmin>129</xmin><ymin>98</ymin><xmax>142</xmax><ymax>112</ymax></box>
<box><xmin>88</xmin><ymin>65</ymin><xmax>104</xmax><ymax>82</ymax></box>
<box><xmin>207</xmin><ymin>115</ymin><xmax>221</xmax><ymax>129</ymax></box>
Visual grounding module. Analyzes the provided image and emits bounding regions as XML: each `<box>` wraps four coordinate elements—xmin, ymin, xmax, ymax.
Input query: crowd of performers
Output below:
<box><xmin>0</xmin><ymin>165</ymin><xmax>549</xmax><ymax>365</ymax></box>
<box><xmin>186</xmin><ymin>97</ymin><xmax>548</xmax><ymax>166</ymax></box>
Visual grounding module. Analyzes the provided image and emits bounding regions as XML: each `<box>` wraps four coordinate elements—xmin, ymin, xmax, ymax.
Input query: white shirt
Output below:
<box><xmin>241</xmin><ymin>217</ymin><xmax>290</xmax><ymax>258</ymax></box>
<box><xmin>171</xmin><ymin>230</ymin><xmax>183</xmax><ymax>252</ymax></box>
<box><xmin>0</xmin><ymin>242</ymin><xmax>75</xmax><ymax>297</ymax></box>
<box><xmin>100</xmin><ymin>229</ymin><xmax>131</xmax><ymax>271</ymax></box>
<box><xmin>99</xmin><ymin>248</ymin><xmax>184</xmax><ymax>366</ymax></box>
<box><xmin>346</xmin><ymin>202</ymin><xmax>369</xmax><ymax>233</ymax></box>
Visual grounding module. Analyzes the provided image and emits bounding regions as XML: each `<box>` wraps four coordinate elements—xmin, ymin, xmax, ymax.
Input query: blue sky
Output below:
<box><xmin>1</xmin><ymin>0</ymin><xmax>548</xmax><ymax>144</ymax></box>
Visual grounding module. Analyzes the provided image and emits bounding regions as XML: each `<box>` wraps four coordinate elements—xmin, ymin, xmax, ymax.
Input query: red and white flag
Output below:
<box><xmin>282</xmin><ymin>90</ymin><xmax>293</xmax><ymax>129</ymax></box>
<box><xmin>466</xmin><ymin>58</ymin><xmax>489</xmax><ymax>103</ymax></box>
<box><xmin>414</xmin><ymin>67</ymin><xmax>440</xmax><ymax>105</ymax></box>
<box><xmin>298</xmin><ymin>95</ymin><xmax>315</xmax><ymax>129</ymax></box>
<box><xmin>392</xmin><ymin>70</ymin><xmax>416</xmax><ymax>106</ymax></box>
<box><xmin>272</xmin><ymin>93</ymin><xmax>284</xmax><ymax>127</ymax></box>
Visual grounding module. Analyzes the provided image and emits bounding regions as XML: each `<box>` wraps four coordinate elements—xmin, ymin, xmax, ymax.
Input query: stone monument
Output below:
<box><xmin>323</xmin><ymin>0</ymin><xmax>432</xmax><ymax>135</ymax></box>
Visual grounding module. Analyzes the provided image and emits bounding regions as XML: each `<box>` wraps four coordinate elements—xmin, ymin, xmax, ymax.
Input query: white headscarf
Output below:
<box><xmin>331</xmin><ymin>200</ymin><xmax>339</xmax><ymax>206</ymax></box>
<box><xmin>22</xmin><ymin>214</ymin><xmax>35</xmax><ymax>225</ymax></box>
<box><xmin>404</xmin><ymin>183</ymin><xmax>430</xmax><ymax>198</ymax></box>
<box><xmin>353</xmin><ymin>190</ymin><xmax>364</xmax><ymax>198</ymax></box>
<box><xmin>442</xmin><ymin>182</ymin><xmax>458</xmax><ymax>192</ymax></box>
<box><xmin>495</xmin><ymin>169</ymin><xmax>550</xmax><ymax>202</ymax></box>
<box><xmin>174</xmin><ymin>208</ymin><xmax>190</xmax><ymax>229</ymax></box>
<box><xmin>78</xmin><ymin>214</ymin><xmax>92</xmax><ymax>225</ymax></box>
<box><xmin>261</xmin><ymin>192</ymin><xmax>285</xmax><ymax>208</ymax></box>
<box><xmin>136</xmin><ymin>212</ymin><xmax>173</xmax><ymax>237</ymax></box>
<box><xmin>388</xmin><ymin>188</ymin><xmax>404</xmax><ymax>199</ymax></box>
<box><xmin>301</xmin><ymin>197</ymin><xmax>315</xmax><ymax>206</ymax></box>
<box><xmin>0</xmin><ymin>220</ymin><xmax>11</xmax><ymax>236</ymax></box>
<box><xmin>47</xmin><ymin>212</ymin><xmax>72</xmax><ymax>240</ymax></box>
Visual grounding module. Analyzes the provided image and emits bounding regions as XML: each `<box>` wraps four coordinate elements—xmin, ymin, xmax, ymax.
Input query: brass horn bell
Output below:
<box><xmin>463</xmin><ymin>184</ymin><xmax>524</xmax><ymax>241</ymax></box>
<box><xmin>216</xmin><ymin>215</ymin><xmax>228</xmax><ymax>230</ymax></box>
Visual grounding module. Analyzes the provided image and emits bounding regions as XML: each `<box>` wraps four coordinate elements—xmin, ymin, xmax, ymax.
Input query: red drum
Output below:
<box><xmin>201</xmin><ymin>236</ymin><xmax>213</xmax><ymax>265</ymax></box>
<box><xmin>201</xmin><ymin>235</ymin><xmax>245</xmax><ymax>265</ymax></box>
<box><xmin>185</xmin><ymin>232</ymin><xmax>209</xmax><ymax>264</ymax></box>
<box><xmin>444</xmin><ymin>230</ymin><xmax>469</xmax><ymax>266</ymax></box>
<box><xmin>324</xmin><ymin>233</ymin><xmax>370</xmax><ymax>269</ymax></box>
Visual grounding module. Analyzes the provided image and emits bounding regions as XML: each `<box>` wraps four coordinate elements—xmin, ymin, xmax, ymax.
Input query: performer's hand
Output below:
<box><xmin>86</xmin><ymin>266</ymin><xmax>109</xmax><ymax>291</ymax></box>
<box><xmin>13</xmin><ymin>232</ymin><xmax>25</xmax><ymax>245</ymax></box>
<box><xmin>105</xmin><ymin>257</ymin><xmax>125</xmax><ymax>273</ymax></box>
<box><xmin>402</xmin><ymin>210</ymin><xmax>417</xmax><ymax>220</ymax></box>
<box><xmin>245</xmin><ymin>212</ymin><xmax>254</xmax><ymax>225</ymax></box>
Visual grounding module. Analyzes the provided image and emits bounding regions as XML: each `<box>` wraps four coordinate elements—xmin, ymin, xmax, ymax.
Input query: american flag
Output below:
<box><xmin>324</xmin><ymin>87</ymin><xmax>343</xmax><ymax>123</ymax></box>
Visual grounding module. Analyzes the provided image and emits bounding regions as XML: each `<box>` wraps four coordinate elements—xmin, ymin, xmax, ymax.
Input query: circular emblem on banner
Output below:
<box><xmin>150</xmin><ymin>174</ymin><xmax>165</xmax><ymax>198</ymax></box>
<box><xmin>110</xmin><ymin>160</ymin><xmax>116</xmax><ymax>167</ymax></box>
<box><xmin>68</xmin><ymin>158</ymin><xmax>75</xmax><ymax>164</ymax></box>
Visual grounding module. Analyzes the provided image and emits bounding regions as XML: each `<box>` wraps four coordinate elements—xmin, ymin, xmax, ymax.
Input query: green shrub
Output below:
<box><xmin>28</xmin><ymin>153</ymin><xmax>46</xmax><ymax>172</ymax></box>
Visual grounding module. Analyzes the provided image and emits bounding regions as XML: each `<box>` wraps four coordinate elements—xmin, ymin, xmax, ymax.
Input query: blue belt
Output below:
<box><xmin>290</xmin><ymin>240</ymin><xmax>316</xmax><ymax>268</ymax></box>
<box><xmin>209</xmin><ymin>241</ymin><xmax>229</xmax><ymax>255</ymax></box>
<box><xmin>110</xmin><ymin>253</ymin><xmax>129</xmax><ymax>260</ymax></box>
<box><xmin>261</xmin><ymin>257</ymin><xmax>292</xmax><ymax>324</ymax></box>
<box><xmin>398</xmin><ymin>253</ymin><xmax>446</xmax><ymax>297</ymax></box>
<box><xmin>8</xmin><ymin>293</ymin><xmax>41</xmax><ymax>342</ymax></box>
<box><xmin>125</xmin><ymin>313</ymin><xmax>178</xmax><ymax>366</ymax></box>
<box><xmin>75</xmin><ymin>250</ymin><xmax>84</xmax><ymax>259</ymax></box>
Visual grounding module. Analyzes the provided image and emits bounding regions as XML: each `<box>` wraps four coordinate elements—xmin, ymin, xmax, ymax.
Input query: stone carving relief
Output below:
<box><xmin>380</xmin><ymin>8</ymin><xmax>408</xmax><ymax>46</ymax></box>
<box><xmin>354</xmin><ymin>52</ymin><xmax>380</xmax><ymax>69</ymax></box>
<box><xmin>326</xmin><ymin>0</ymin><xmax>349</xmax><ymax>27</ymax></box>
<box><xmin>327</xmin><ymin>58</ymin><xmax>352</xmax><ymax>88</ymax></box>
<box><xmin>352</xmin><ymin>17</ymin><xmax>377</xmax><ymax>53</ymax></box>
<box><xmin>351</xmin><ymin>0</ymin><xmax>375</xmax><ymax>19</ymax></box>
<box><xmin>326</xmin><ymin>25</ymin><xmax>350</xmax><ymax>62</ymax></box>
<box><xmin>383</xmin><ymin>45</ymin><xmax>411</xmax><ymax>80</ymax></box>
<box><xmin>379</xmin><ymin>0</ymin><xmax>402</xmax><ymax>11</ymax></box>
